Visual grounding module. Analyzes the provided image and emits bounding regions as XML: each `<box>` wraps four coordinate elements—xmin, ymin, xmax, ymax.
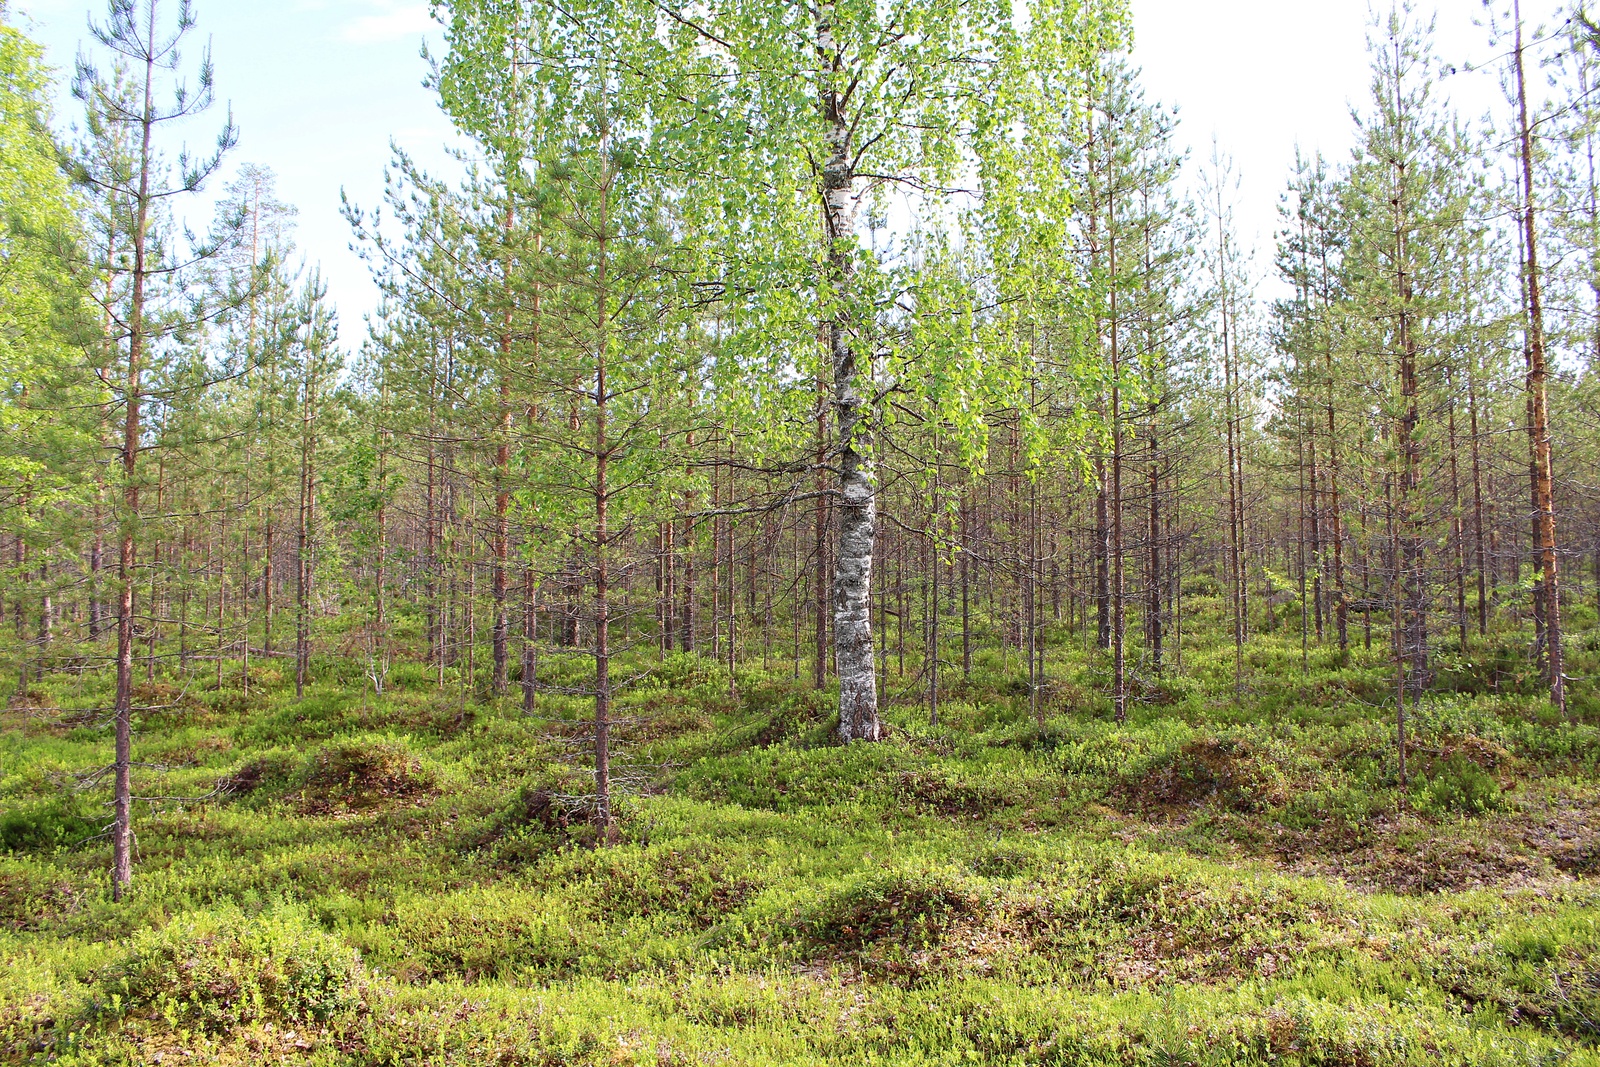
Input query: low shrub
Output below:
<box><xmin>681</xmin><ymin>741</ymin><xmax>915</xmax><ymax>811</ymax></box>
<box><xmin>1410</xmin><ymin>752</ymin><xmax>1504</xmax><ymax>817</ymax></box>
<box><xmin>386</xmin><ymin>885</ymin><xmax>600</xmax><ymax>981</ymax></box>
<box><xmin>543</xmin><ymin>840</ymin><xmax>761</xmax><ymax>924</ymax></box>
<box><xmin>1277</xmin><ymin>784</ymin><xmax>1390</xmax><ymax>834</ymax></box>
<box><xmin>464</xmin><ymin>782</ymin><xmax>586</xmax><ymax>865</ymax></box>
<box><xmin>1119</xmin><ymin>737</ymin><xmax>1288</xmax><ymax>814</ymax></box>
<box><xmin>100</xmin><ymin>905</ymin><xmax>364</xmax><ymax>1032</ymax></box>
<box><xmin>294</xmin><ymin>739</ymin><xmax>434</xmax><ymax>811</ymax></box>
<box><xmin>1134</xmin><ymin>672</ymin><xmax>1200</xmax><ymax>707</ymax></box>
<box><xmin>129</xmin><ymin>681</ymin><xmax>207</xmax><ymax>725</ymax></box>
<box><xmin>501</xmin><ymin>783</ymin><xmax>578</xmax><ymax>833</ymax></box>
<box><xmin>967</xmin><ymin>840</ymin><xmax>1041</xmax><ymax>879</ymax></box>
<box><xmin>743</xmin><ymin>685</ymin><xmax>833</xmax><ymax>749</ymax></box>
<box><xmin>0</xmin><ymin>859</ymin><xmax>81</xmax><ymax>930</ymax></box>
<box><xmin>0</xmin><ymin>794</ymin><xmax>98</xmax><ymax>853</ymax></box>
<box><xmin>804</xmin><ymin>865</ymin><xmax>981</xmax><ymax>952</ymax></box>
<box><xmin>894</xmin><ymin>768</ymin><xmax>1007</xmax><ymax>818</ymax></box>
<box><xmin>217</xmin><ymin>751</ymin><xmax>298</xmax><ymax>799</ymax></box>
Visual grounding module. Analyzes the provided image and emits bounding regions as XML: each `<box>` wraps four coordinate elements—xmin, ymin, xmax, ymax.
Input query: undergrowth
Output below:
<box><xmin>2</xmin><ymin>608</ymin><xmax>1599</xmax><ymax>1065</ymax></box>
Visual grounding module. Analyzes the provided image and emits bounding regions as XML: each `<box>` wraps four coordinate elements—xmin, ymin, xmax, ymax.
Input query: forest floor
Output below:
<box><xmin>5</xmin><ymin>595</ymin><xmax>1600</xmax><ymax>1065</ymax></box>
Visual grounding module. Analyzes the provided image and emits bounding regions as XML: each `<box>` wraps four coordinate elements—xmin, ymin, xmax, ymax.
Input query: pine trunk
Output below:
<box><xmin>1514</xmin><ymin>1</ymin><xmax>1566</xmax><ymax>712</ymax></box>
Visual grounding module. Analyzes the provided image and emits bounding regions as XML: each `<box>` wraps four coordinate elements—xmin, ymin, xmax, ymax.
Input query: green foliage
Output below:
<box><xmin>3</xmin><ymin>0</ymin><xmax>1600</xmax><ymax>1062</ymax></box>
<box><xmin>1118</xmin><ymin>736</ymin><xmax>1291</xmax><ymax>814</ymax></box>
<box><xmin>292</xmin><ymin>738</ymin><xmax>435</xmax><ymax>810</ymax></box>
<box><xmin>100</xmin><ymin>905</ymin><xmax>364</xmax><ymax>1031</ymax></box>
<box><xmin>1</xmin><ymin>650</ymin><xmax>1600</xmax><ymax>1063</ymax></box>
<box><xmin>218</xmin><ymin>751</ymin><xmax>300</xmax><ymax>801</ymax></box>
<box><xmin>804</xmin><ymin>864</ymin><xmax>979</xmax><ymax>952</ymax></box>
<box><xmin>0</xmin><ymin>791</ymin><xmax>99</xmax><ymax>853</ymax></box>
<box><xmin>1410</xmin><ymin>752</ymin><xmax>1506</xmax><ymax>817</ymax></box>
<box><xmin>385</xmin><ymin>883</ymin><xmax>601</xmax><ymax>982</ymax></box>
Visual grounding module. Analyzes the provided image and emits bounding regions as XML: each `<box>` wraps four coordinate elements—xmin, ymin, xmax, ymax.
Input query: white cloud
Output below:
<box><xmin>339</xmin><ymin>4</ymin><xmax>436</xmax><ymax>45</ymax></box>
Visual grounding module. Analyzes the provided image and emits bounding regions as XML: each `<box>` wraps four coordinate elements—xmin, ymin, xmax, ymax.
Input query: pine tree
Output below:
<box><xmin>73</xmin><ymin>0</ymin><xmax>240</xmax><ymax>899</ymax></box>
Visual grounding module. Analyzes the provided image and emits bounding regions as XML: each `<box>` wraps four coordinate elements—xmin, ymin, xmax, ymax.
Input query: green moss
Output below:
<box><xmin>0</xmin><ymin>618</ymin><xmax>1598</xmax><ymax>1064</ymax></box>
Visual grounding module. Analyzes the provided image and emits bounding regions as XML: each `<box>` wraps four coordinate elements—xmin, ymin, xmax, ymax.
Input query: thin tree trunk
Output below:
<box><xmin>961</xmin><ymin>488</ymin><xmax>972</xmax><ymax>677</ymax></box>
<box><xmin>492</xmin><ymin>204</ymin><xmax>515</xmax><ymax>696</ymax></box>
<box><xmin>1448</xmin><ymin>380</ymin><xmax>1467</xmax><ymax>649</ymax></box>
<box><xmin>521</xmin><ymin>562</ymin><xmax>538</xmax><ymax>715</ymax></box>
<box><xmin>1094</xmin><ymin>457</ymin><xmax>1110</xmax><ymax>650</ymax></box>
<box><xmin>817</xmin><ymin>8</ymin><xmax>879</xmax><ymax>741</ymax></box>
<box><xmin>262</xmin><ymin>510</ymin><xmax>274</xmax><ymax>657</ymax></box>
<box><xmin>813</xmin><ymin>375</ymin><xmax>828</xmax><ymax>689</ymax></box>
<box><xmin>592</xmin><ymin>159</ymin><xmax>613</xmax><ymax>829</ymax></box>
<box><xmin>112</xmin><ymin>28</ymin><xmax>160</xmax><ymax>901</ymax></box>
<box><xmin>681</xmin><ymin>472</ymin><xmax>696</xmax><ymax>656</ymax></box>
<box><xmin>1028</xmin><ymin>439</ymin><xmax>1042</xmax><ymax>730</ymax></box>
<box><xmin>660</xmin><ymin>520</ymin><xmax>675</xmax><ymax>654</ymax></box>
<box><xmin>711</xmin><ymin>441</ymin><xmax>723</xmax><ymax>662</ymax></box>
<box><xmin>1109</xmin><ymin>194</ymin><xmax>1127</xmax><ymax>724</ymax></box>
<box><xmin>1514</xmin><ymin>0</ymin><xmax>1566</xmax><ymax>712</ymax></box>
<box><xmin>1324</xmin><ymin>330</ymin><xmax>1349</xmax><ymax>655</ymax></box>
<box><xmin>1297</xmin><ymin>396</ymin><xmax>1310</xmax><ymax>670</ymax></box>
<box><xmin>1223</xmin><ymin>304</ymin><xmax>1244</xmax><ymax>699</ymax></box>
<box><xmin>147</xmin><ymin>464</ymin><xmax>162</xmax><ymax>683</ymax></box>
<box><xmin>1147</xmin><ymin>431</ymin><xmax>1163</xmax><ymax>674</ymax></box>
<box><xmin>374</xmin><ymin>394</ymin><xmax>389</xmax><ymax>690</ymax></box>
<box><xmin>1310</xmin><ymin>438</ymin><xmax>1324</xmax><ymax>643</ymax></box>
<box><xmin>295</xmin><ymin>344</ymin><xmax>315</xmax><ymax>700</ymax></box>
<box><xmin>216</xmin><ymin>510</ymin><xmax>227</xmax><ymax>691</ymax></box>
<box><xmin>13</xmin><ymin>528</ymin><xmax>27</xmax><ymax>690</ymax></box>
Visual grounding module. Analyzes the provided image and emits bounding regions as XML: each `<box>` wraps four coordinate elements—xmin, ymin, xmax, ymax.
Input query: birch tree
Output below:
<box><xmin>661</xmin><ymin>0</ymin><xmax>1127</xmax><ymax>741</ymax></box>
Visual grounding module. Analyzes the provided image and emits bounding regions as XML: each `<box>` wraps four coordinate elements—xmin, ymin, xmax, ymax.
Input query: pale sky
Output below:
<box><xmin>10</xmin><ymin>0</ymin><xmax>1576</xmax><ymax>335</ymax></box>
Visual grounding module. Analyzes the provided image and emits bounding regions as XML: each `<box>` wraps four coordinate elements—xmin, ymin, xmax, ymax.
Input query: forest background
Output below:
<box><xmin>3</xmin><ymin>0</ymin><xmax>1600</xmax><ymax>1063</ymax></box>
